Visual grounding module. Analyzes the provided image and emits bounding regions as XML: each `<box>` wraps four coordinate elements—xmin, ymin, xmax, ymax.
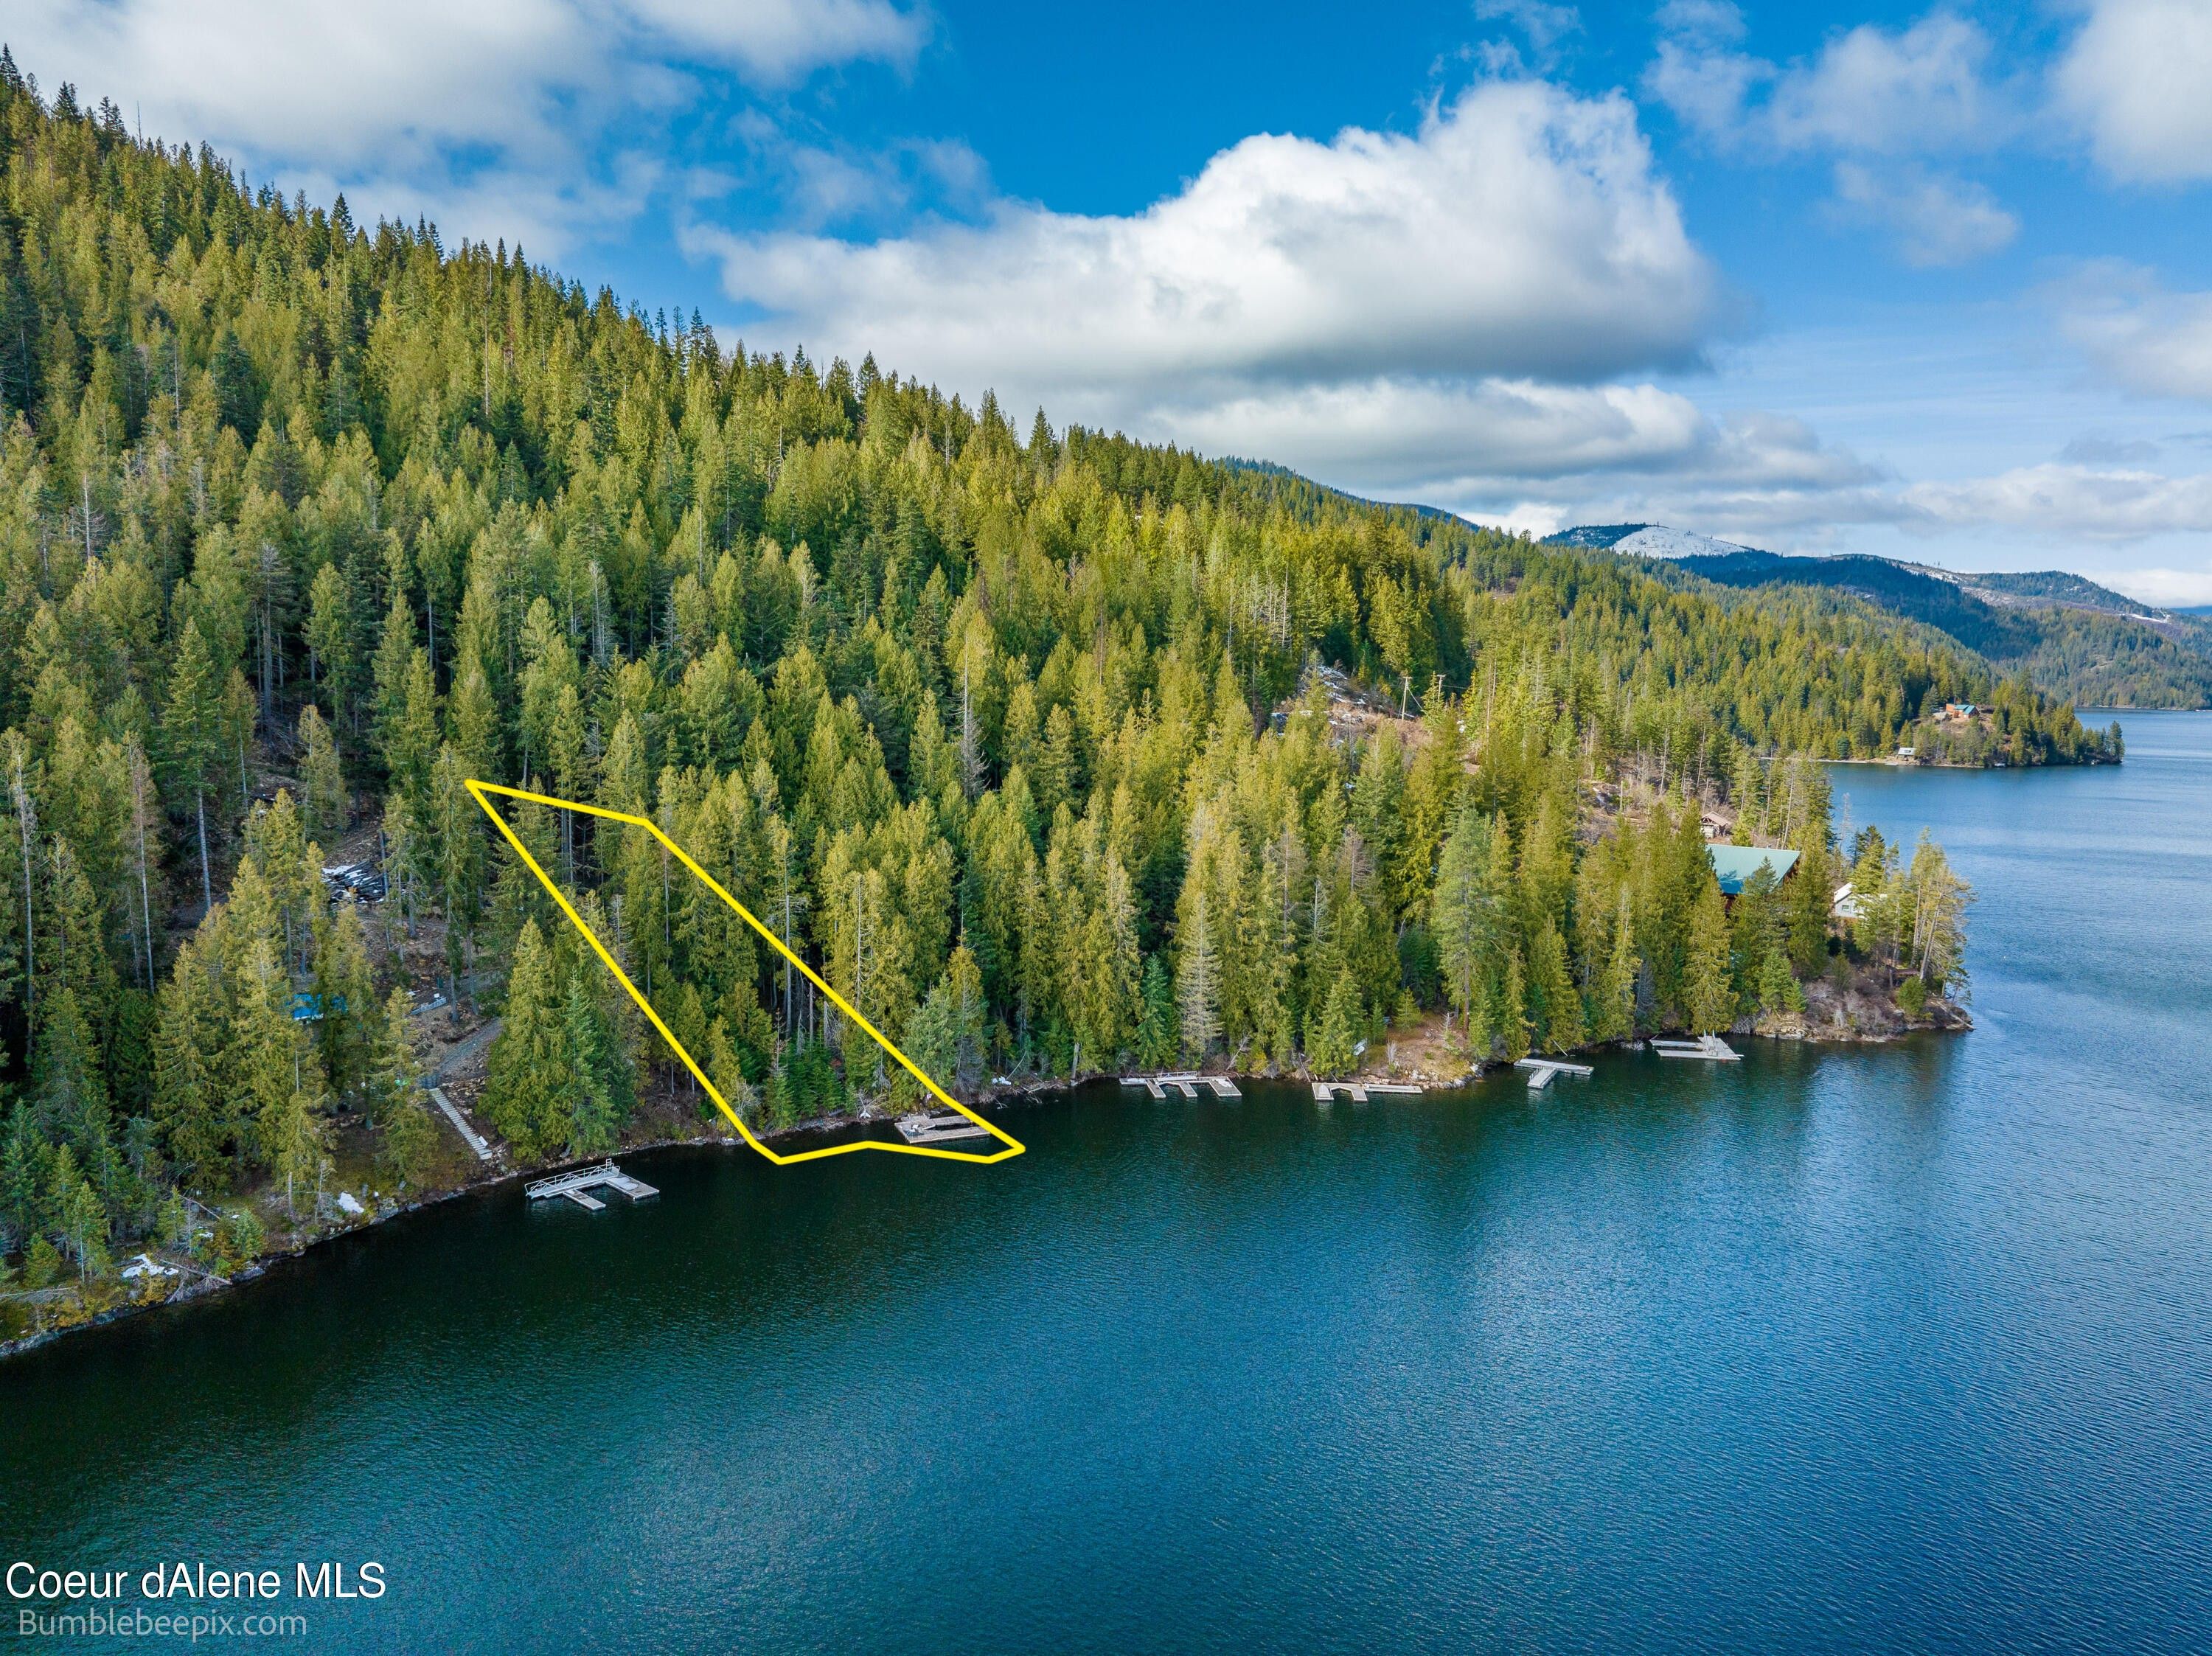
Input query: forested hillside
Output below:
<box><xmin>1661</xmin><ymin>546</ymin><xmax>2211</xmax><ymax>710</ymax></box>
<box><xmin>0</xmin><ymin>63</ymin><xmax>2012</xmax><ymax>1296</ymax></box>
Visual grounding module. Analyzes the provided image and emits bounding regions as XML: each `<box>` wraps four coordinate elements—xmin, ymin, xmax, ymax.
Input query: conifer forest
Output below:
<box><xmin>0</xmin><ymin>65</ymin><xmax>2049</xmax><ymax>1309</ymax></box>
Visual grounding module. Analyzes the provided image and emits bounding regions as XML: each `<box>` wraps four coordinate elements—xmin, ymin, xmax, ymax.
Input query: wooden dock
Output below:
<box><xmin>1514</xmin><ymin>1057</ymin><xmax>1594</xmax><ymax>1091</ymax></box>
<box><xmin>896</xmin><ymin>1113</ymin><xmax>992</xmax><ymax>1145</ymax></box>
<box><xmin>1121</xmin><ymin>1074</ymin><xmax>1241</xmax><ymax>1099</ymax></box>
<box><xmin>1312</xmin><ymin>1082</ymin><xmax>1369</xmax><ymax>1102</ymax></box>
<box><xmin>1652</xmin><ymin>1034</ymin><xmax>1741</xmax><ymax>1062</ymax></box>
<box><xmin>524</xmin><ymin>1161</ymin><xmax>659</xmax><ymax>1210</ymax></box>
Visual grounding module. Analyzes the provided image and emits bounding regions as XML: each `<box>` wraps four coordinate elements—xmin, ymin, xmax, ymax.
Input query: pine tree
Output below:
<box><xmin>299</xmin><ymin>704</ymin><xmax>347</xmax><ymax>840</ymax></box>
<box><xmin>313</xmin><ymin>902</ymin><xmax>378</xmax><ymax>1097</ymax></box>
<box><xmin>1593</xmin><ymin>887</ymin><xmax>1638</xmax><ymax>1043</ymax></box>
<box><xmin>1684</xmin><ymin>879</ymin><xmax>1736</xmax><ymax>1034</ymax></box>
<box><xmin>1498</xmin><ymin>948</ymin><xmax>1530</xmax><ymax>1062</ymax></box>
<box><xmin>1137</xmin><ymin>954</ymin><xmax>1177</xmax><ymax>1071</ymax></box>
<box><xmin>153</xmin><ymin>941</ymin><xmax>226</xmax><ymax>1187</ymax></box>
<box><xmin>1307</xmin><ymin>966</ymin><xmax>1362</xmax><ymax>1077</ymax></box>
<box><xmin>159</xmin><ymin>618</ymin><xmax>226</xmax><ymax>912</ymax></box>
<box><xmin>1527</xmin><ymin>919</ymin><xmax>1585</xmax><ymax>1054</ymax></box>
<box><xmin>1176</xmin><ymin>887</ymin><xmax>1221</xmax><ymax>1061</ymax></box>
<box><xmin>560</xmin><ymin>962</ymin><xmax>629</xmax><ymax>1156</ymax></box>
<box><xmin>484</xmin><ymin>919</ymin><xmax>564</xmax><ymax>1157</ymax></box>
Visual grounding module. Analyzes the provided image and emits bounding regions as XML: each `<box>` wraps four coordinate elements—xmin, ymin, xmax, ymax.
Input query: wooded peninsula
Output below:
<box><xmin>0</xmin><ymin>65</ymin><xmax>2068</xmax><ymax>1343</ymax></box>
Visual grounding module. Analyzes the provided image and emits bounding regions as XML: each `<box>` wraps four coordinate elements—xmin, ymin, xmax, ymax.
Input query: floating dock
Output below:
<box><xmin>897</xmin><ymin>1113</ymin><xmax>992</xmax><ymax>1145</ymax></box>
<box><xmin>1652</xmin><ymin>1034</ymin><xmax>1741</xmax><ymax>1062</ymax></box>
<box><xmin>1514</xmin><ymin>1057</ymin><xmax>1595</xmax><ymax>1091</ymax></box>
<box><xmin>525</xmin><ymin>1160</ymin><xmax>659</xmax><ymax>1210</ymax></box>
<box><xmin>1121</xmin><ymin>1074</ymin><xmax>1241</xmax><ymax>1099</ymax></box>
<box><xmin>1312</xmin><ymin>1082</ymin><xmax>1369</xmax><ymax>1102</ymax></box>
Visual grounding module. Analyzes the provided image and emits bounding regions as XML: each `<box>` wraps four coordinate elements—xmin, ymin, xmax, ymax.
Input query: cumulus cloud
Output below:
<box><xmin>1764</xmin><ymin>12</ymin><xmax>2007</xmax><ymax>154</ymax></box>
<box><xmin>1829</xmin><ymin>161</ymin><xmax>2017</xmax><ymax>267</ymax></box>
<box><xmin>2</xmin><ymin>0</ymin><xmax>925</xmax><ymax>254</ymax></box>
<box><xmin>689</xmin><ymin>79</ymin><xmax>1717</xmax><ymax>398</ymax></box>
<box><xmin>2056</xmin><ymin>265</ymin><xmax>2212</xmax><ymax>400</ymax></box>
<box><xmin>678</xmin><ymin>77</ymin><xmax>1872</xmax><ymax>527</ymax></box>
<box><xmin>1649</xmin><ymin>7</ymin><xmax>2010</xmax><ymax>156</ymax></box>
<box><xmin>2055</xmin><ymin>0</ymin><xmax>2212</xmax><ymax>184</ymax></box>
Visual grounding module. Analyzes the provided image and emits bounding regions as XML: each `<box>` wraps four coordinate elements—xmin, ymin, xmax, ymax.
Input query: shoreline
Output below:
<box><xmin>0</xmin><ymin>1009</ymin><xmax>1967</xmax><ymax>1368</ymax></box>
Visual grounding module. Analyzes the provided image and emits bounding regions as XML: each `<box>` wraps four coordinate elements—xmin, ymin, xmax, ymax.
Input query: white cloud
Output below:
<box><xmin>1653</xmin><ymin>0</ymin><xmax>1745</xmax><ymax>44</ymax></box>
<box><xmin>2055</xmin><ymin>0</ymin><xmax>2212</xmax><ymax>184</ymax></box>
<box><xmin>1830</xmin><ymin>161</ymin><xmax>2017</xmax><ymax>267</ymax></box>
<box><xmin>2</xmin><ymin>0</ymin><xmax>925</xmax><ymax>256</ymax></box>
<box><xmin>1644</xmin><ymin>39</ymin><xmax>1768</xmax><ymax>142</ymax></box>
<box><xmin>619</xmin><ymin>0</ymin><xmax>925</xmax><ymax>82</ymax></box>
<box><xmin>2056</xmin><ymin>265</ymin><xmax>2212</xmax><ymax>400</ymax></box>
<box><xmin>1906</xmin><ymin>464</ymin><xmax>2212</xmax><ymax>538</ymax></box>
<box><xmin>1766</xmin><ymin>12</ymin><xmax>2005</xmax><ymax>154</ymax></box>
<box><xmin>1474</xmin><ymin>0</ymin><xmax>1582</xmax><ymax>53</ymax></box>
<box><xmin>688</xmin><ymin>79</ymin><xmax>1717</xmax><ymax>399</ymax></box>
<box><xmin>2102</xmin><ymin>567</ymin><xmax>2212</xmax><ymax>608</ymax></box>
<box><xmin>1649</xmin><ymin>8</ymin><xmax>2010</xmax><ymax>156</ymax></box>
<box><xmin>1166</xmin><ymin>380</ymin><xmax>1872</xmax><ymax>501</ymax></box>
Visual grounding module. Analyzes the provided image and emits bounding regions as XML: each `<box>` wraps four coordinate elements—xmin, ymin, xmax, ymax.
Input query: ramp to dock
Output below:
<box><xmin>525</xmin><ymin>1161</ymin><xmax>659</xmax><ymax>1209</ymax></box>
<box><xmin>428</xmin><ymin>1085</ymin><xmax>496</xmax><ymax>1163</ymax></box>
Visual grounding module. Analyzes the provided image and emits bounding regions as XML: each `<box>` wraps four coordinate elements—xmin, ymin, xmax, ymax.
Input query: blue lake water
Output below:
<box><xmin>4</xmin><ymin>713</ymin><xmax>2209</xmax><ymax>1652</ymax></box>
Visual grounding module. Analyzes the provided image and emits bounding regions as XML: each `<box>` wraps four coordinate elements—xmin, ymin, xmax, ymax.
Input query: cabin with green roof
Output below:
<box><xmin>1707</xmin><ymin>844</ymin><xmax>1801</xmax><ymax>897</ymax></box>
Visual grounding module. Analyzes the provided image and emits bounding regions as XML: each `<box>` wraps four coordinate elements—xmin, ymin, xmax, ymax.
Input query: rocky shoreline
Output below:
<box><xmin>0</xmin><ymin>1008</ymin><xmax>1967</xmax><ymax>1365</ymax></box>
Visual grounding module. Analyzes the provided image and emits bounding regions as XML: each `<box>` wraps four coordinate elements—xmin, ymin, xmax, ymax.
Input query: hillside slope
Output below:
<box><xmin>1548</xmin><ymin>528</ymin><xmax>2212</xmax><ymax>708</ymax></box>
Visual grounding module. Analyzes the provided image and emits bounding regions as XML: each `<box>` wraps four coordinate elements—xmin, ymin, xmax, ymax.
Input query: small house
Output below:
<box><xmin>1832</xmin><ymin>882</ymin><xmax>1863</xmax><ymax>921</ymax></box>
<box><xmin>1706</xmin><ymin>844</ymin><xmax>1800</xmax><ymax>897</ymax></box>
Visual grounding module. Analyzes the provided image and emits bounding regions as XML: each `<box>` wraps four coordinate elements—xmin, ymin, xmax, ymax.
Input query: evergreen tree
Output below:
<box><xmin>159</xmin><ymin>619</ymin><xmax>226</xmax><ymax>912</ymax></box>
<box><xmin>299</xmin><ymin>704</ymin><xmax>347</xmax><ymax>841</ymax></box>
<box><xmin>1684</xmin><ymin>880</ymin><xmax>1736</xmax><ymax>1034</ymax></box>
<box><xmin>1307</xmin><ymin>966</ymin><xmax>1362</xmax><ymax>1077</ymax></box>
<box><xmin>1137</xmin><ymin>954</ymin><xmax>1177</xmax><ymax>1071</ymax></box>
<box><xmin>1593</xmin><ymin>888</ymin><xmax>1638</xmax><ymax>1043</ymax></box>
<box><xmin>483</xmin><ymin>919</ymin><xmax>564</xmax><ymax>1157</ymax></box>
<box><xmin>560</xmin><ymin>962</ymin><xmax>630</xmax><ymax>1157</ymax></box>
<box><xmin>1176</xmin><ymin>888</ymin><xmax>1222</xmax><ymax>1061</ymax></box>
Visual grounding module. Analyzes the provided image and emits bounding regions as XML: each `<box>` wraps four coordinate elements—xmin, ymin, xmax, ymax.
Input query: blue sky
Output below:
<box><xmin>13</xmin><ymin>0</ymin><xmax>2212</xmax><ymax>600</ymax></box>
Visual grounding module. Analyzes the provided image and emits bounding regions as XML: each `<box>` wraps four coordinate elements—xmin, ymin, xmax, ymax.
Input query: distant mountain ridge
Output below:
<box><xmin>1545</xmin><ymin>524</ymin><xmax>2212</xmax><ymax>709</ymax></box>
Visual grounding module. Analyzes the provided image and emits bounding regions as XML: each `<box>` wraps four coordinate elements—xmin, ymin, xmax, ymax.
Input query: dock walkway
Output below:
<box><xmin>1652</xmin><ymin>1034</ymin><xmax>1741</xmax><ymax>1062</ymax></box>
<box><xmin>1514</xmin><ymin>1057</ymin><xmax>1595</xmax><ymax>1091</ymax></box>
<box><xmin>896</xmin><ymin>1113</ymin><xmax>992</xmax><ymax>1145</ymax></box>
<box><xmin>524</xmin><ymin>1161</ymin><xmax>660</xmax><ymax>1210</ymax></box>
<box><xmin>1121</xmin><ymin>1075</ymin><xmax>1242</xmax><ymax>1099</ymax></box>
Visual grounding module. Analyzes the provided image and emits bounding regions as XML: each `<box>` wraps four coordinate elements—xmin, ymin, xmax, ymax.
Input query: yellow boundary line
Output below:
<box><xmin>465</xmin><ymin>779</ymin><xmax>1023</xmax><ymax>1166</ymax></box>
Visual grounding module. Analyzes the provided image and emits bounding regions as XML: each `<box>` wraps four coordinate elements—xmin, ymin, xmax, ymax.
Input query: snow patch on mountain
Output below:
<box><xmin>1543</xmin><ymin>522</ymin><xmax>1767</xmax><ymax>559</ymax></box>
<box><xmin>1610</xmin><ymin>525</ymin><xmax>1764</xmax><ymax>560</ymax></box>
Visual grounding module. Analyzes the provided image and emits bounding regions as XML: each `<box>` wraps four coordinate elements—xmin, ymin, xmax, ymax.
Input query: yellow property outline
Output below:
<box><xmin>465</xmin><ymin>779</ymin><xmax>1023</xmax><ymax>1166</ymax></box>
